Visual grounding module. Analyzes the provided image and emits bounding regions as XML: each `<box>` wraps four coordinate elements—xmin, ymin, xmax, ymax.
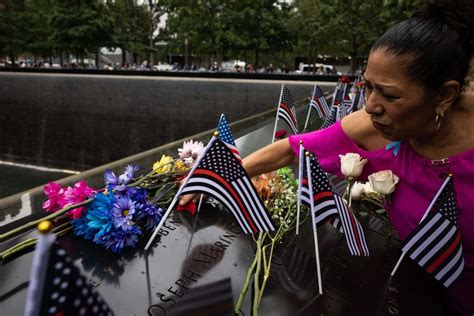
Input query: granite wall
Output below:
<box><xmin>0</xmin><ymin>72</ymin><xmax>333</xmax><ymax>170</ymax></box>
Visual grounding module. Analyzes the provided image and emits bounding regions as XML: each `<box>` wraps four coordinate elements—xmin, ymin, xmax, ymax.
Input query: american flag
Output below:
<box><xmin>181</xmin><ymin>138</ymin><xmax>276</xmax><ymax>234</ymax></box>
<box><xmin>32</xmin><ymin>243</ymin><xmax>114</xmax><ymax>316</ymax></box>
<box><xmin>277</xmin><ymin>85</ymin><xmax>299</xmax><ymax>135</ymax></box>
<box><xmin>217</xmin><ymin>114</ymin><xmax>241</xmax><ymax>162</ymax></box>
<box><xmin>309</xmin><ymin>84</ymin><xmax>330</xmax><ymax>118</ymax></box>
<box><xmin>350</xmin><ymin>89</ymin><xmax>362</xmax><ymax>114</ymax></box>
<box><xmin>299</xmin><ymin>152</ymin><xmax>369</xmax><ymax>256</ymax></box>
<box><xmin>331</xmin><ymin>87</ymin><xmax>344</xmax><ymax>107</ymax></box>
<box><xmin>402</xmin><ymin>177</ymin><xmax>464</xmax><ymax>287</ymax></box>
<box><xmin>319</xmin><ymin>106</ymin><xmax>337</xmax><ymax>130</ymax></box>
<box><xmin>342</xmin><ymin>85</ymin><xmax>352</xmax><ymax>114</ymax></box>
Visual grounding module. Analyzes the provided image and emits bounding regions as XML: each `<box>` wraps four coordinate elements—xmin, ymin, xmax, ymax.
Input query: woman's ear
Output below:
<box><xmin>434</xmin><ymin>80</ymin><xmax>461</xmax><ymax>114</ymax></box>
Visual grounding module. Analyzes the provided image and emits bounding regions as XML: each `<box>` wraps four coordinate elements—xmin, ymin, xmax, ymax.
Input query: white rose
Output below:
<box><xmin>339</xmin><ymin>153</ymin><xmax>368</xmax><ymax>178</ymax></box>
<box><xmin>350</xmin><ymin>182</ymin><xmax>366</xmax><ymax>200</ymax></box>
<box><xmin>368</xmin><ymin>170</ymin><xmax>399</xmax><ymax>195</ymax></box>
<box><xmin>362</xmin><ymin>181</ymin><xmax>376</xmax><ymax>194</ymax></box>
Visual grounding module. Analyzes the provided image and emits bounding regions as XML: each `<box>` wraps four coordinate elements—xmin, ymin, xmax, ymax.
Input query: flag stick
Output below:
<box><xmin>296</xmin><ymin>142</ymin><xmax>304</xmax><ymax>235</ymax></box>
<box><xmin>145</xmin><ymin>136</ymin><xmax>217</xmax><ymax>251</ymax></box>
<box><xmin>390</xmin><ymin>175</ymin><xmax>452</xmax><ymax>276</ymax></box>
<box><xmin>271</xmin><ymin>84</ymin><xmax>285</xmax><ymax>144</ymax></box>
<box><xmin>306</xmin><ymin>154</ymin><xmax>323</xmax><ymax>295</ymax></box>
<box><xmin>24</xmin><ymin>221</ymin><xmax>56</xmax><ymax>316</ymax></box>
<box><xmin>303</xmin><ymin>85</ymin><xmax>316</xmax><ymax>131</ymax></box>
<box><xmin>303</xmin><ymin>103</ymin><xmax>312</xmax><ymax>132</ymax></box>
<box><xmin>185</xmin><ymin>194</ymin><xmax>204</xmax><ymax>258</ymax></box>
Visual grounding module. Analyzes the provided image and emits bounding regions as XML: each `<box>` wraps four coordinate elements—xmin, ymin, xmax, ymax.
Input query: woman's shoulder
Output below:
<box><xmin>341</xmin><ymin>110</ymin><xmax>390</xmax><ymax>151</ymax></box>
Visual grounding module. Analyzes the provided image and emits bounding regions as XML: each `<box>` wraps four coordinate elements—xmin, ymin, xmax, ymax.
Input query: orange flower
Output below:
<box><xmin>252</xmin><ymin>172</ymin><xmax>278</xmax><ymax>202</ymax></box>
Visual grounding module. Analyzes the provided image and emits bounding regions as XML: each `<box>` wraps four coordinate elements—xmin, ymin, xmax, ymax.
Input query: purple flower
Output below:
<box><xmin>118</xmin><ymin>164</ymin><xmax>139</xmax><ymax>184</ymax></box>
<box><xmin>137</xmin><ymin>204</ymin><xmax>163</xmax><ymax>230</ymax></box>
<box><xmin>112</xmin><ymin>196</ymin><xmax>135</xmax><ymax>230</ymax></box>
<box><xmin>104</xmin><ymin>169</ymin><xmax>118</xmax><ymax>188</ymax></box>
<box><xmin>102</xmin><ymin>226</ymin><xmax>142</xmax><ymax>253</ymax></box>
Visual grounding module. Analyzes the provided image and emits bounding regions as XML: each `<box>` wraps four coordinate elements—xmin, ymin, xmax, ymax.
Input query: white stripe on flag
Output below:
<box><xmin>418</xmin><ymin>226</ymin><xmax>456</xmax><ymax>266</ymax></box>
<box><xmin>334</xmin><ymin>195</ymin><xmax>358</xmax><ymax>255</ymax></box>
<box><xmin>435</xmin><ymin>245</ymin><xmax>463</xmax><ymax>282</ymax></box>
<box><xmin>402</xmin><ymin>213</ymin><xmax>443</xmax><ymax>253</ymax></box>
<box><xmin>183</xmin><ymin>178</ymin><xmax>252</xmax><ymax>233</ymax></box>
<box><xmin>241</xmin><ymin>177</ymin><xmax>275</xmax><ymax>230</ymax></box>
<box><xmin>408</xmin><ymin>215</ymin><xmax>448</xmax><ymax>260</ymax></box>
<box><xmin>232</xmin><ymin>179</ymin><xmax>266</xmax><ymax>231</ymax></box>
<box><xmin>441</xmin><ymin>255</ymin><xmax>464</xmax><ymax>287</ymax></box>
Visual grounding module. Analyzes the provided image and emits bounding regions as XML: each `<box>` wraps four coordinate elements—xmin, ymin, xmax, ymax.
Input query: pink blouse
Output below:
<box><xmin>289</xmin><ymin>121</ymin><xmax>474</xmax><ymax>315</ymax></box>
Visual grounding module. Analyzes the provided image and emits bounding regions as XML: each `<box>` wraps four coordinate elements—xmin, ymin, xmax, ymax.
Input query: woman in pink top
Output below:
<box><xmin>240</xmin><ymin>1</ymin><xmax>474</xmax><ymax>314</ymax></box>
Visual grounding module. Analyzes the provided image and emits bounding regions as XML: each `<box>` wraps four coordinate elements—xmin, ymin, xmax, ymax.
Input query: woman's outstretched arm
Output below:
<box><xmin>242</xmin><ymin>138</ymin><xmax>297</xmax><ymax>177</ymax></box>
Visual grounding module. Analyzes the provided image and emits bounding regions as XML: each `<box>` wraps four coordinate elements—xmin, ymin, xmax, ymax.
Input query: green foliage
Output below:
<box><xmin>291</xmin><ymin>0</ymin><xmax>419</xmax><ymax>72</ymax></box>
<box><xmin>0</xmin><ymin>0</ymin><xmax>26</xmax><ymax>61</ymax></box>
<box><xmin>1</xmin><ymin>0</ymin><xmax>421</xmax><ymax>68</ymax></box>
<box><xmin>49</xmin><ymin>0</ymin><xmax>114</xmax><ymax>55</ymax></box>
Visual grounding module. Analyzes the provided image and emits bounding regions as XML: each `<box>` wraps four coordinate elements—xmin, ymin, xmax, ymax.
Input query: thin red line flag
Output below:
<box><xmin>181</xmin><ymin>138</ymin><xmax>276</xmax><ymax>234</ymax></box>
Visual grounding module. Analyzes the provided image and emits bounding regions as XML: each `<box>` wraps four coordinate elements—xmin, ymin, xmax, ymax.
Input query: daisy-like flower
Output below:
<box><xmin>63</xmin><ymin>180</ymin><xmax>96</xmax><ymax>219</ymax></box>
<box><xmin>112</xmin><ymin>196</ymin><xmax>136</xmax><ymax>230</ymax></box>
<box><xmin>178</xmin><ymin>140</ymin><xmax>204</xmax><ymax>168</ymax></box>
<box><xmin>102</xmin><ymin>226</ymin><xmax>142</xmax><ymax>253</ymax></box>
<box><xmin>136</xmin><ymin>203</ymin><xmax>163</xmax><ymax>230</ymax></box>
<box><xmin>42</xmin><ymin>182</ymin><xmax>66</xmax><ymax>212</ymax></box>
<box><xmin>118</xmin><ymin>164</ymin><xmax>139</xmax><ymax>184</ymax></box>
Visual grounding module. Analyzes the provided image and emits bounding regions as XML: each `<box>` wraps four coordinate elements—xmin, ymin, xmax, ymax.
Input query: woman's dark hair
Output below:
<box><xmin>371</xmin><ymin>0</ymin><xmax>474</xmax><ymax>95</ymax></box>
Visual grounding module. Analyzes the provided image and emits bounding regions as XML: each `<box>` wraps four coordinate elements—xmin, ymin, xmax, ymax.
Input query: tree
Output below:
<box><xmin>0</xmin><ymin>0</ymin><xmax>26</xmax><ymax>65</ymax></box>
<box><xmin>290</xmin><ymin>0</ymin><xmax>420</xmax><ymax>73</ymax></box>
<box><xmin>108</xmin><ymin>0</ymin><xmax>151</xmax><ymax>66</ymax></box>
<box><xmin>49</xmin><ymin>0</ymin><xmax>114</xmax><ymax>66</ymax></box>
<box><xmin>22</xmin><ymin>0</ymin><xmax>55</xmax><ymax>63</ymax></box>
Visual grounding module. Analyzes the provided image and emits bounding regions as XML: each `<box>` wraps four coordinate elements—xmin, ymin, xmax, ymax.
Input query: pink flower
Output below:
<box><xmin>63</xmin><ymin>180</ymin><xmax>96</xmax><ymax>219</ymax></box>
<box><xmin>42</xmin><ymin>182</ymin><xmax>66</xmax><ymax>212</ymax></box>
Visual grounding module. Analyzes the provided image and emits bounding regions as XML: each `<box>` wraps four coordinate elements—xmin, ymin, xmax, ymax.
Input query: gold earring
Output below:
<box><xmin>434</xmin><ymin>112</ymin><xmax>444</xmax><ymax>130</ymax></box>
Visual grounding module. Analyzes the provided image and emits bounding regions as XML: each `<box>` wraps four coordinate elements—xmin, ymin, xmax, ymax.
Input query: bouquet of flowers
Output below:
<box><xmin>339</xmin><ymin>153</ymin><xmax>399</xmax><ymax>220</ymax></box>
<box><xmin>235</xmin><ymin>167</ymin><xmax>308</xmax><ymax>315</ymax></box>
<box><xmin>0</xmin><ymin>140</ymin><xmax>205</xmax><ymax>259</ymax></box>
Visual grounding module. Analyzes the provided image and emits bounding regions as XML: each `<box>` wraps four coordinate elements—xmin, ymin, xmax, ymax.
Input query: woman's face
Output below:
<box><xmin>364</xmin><ymin>48</ymin><xmax>436</xmax><ymax>141</ymax></box>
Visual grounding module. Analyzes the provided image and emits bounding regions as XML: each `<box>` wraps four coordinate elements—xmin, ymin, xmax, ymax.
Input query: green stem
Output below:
<box><xmin>252</xmin><ymin>232</ymin><xmax>266</xmax><ymax>315</ymax></box>
<box><xmin>0</xmin><ymin>199</ymin><xmax>92</xmax><ymax>242</ymax></box>
<box><xmin>257</xmin><ymin>239</ymin><xmax>277</xmax><ymax>306</ymax></box>
<box><xmin>234</xmin><ymin>243</ymin><xmax>261</xmax><ymax>315</ymax></box>
<box><xmin>0</xmin><ymin>225</ymin><xmax>73</xmax><ymax>260</ymax></box>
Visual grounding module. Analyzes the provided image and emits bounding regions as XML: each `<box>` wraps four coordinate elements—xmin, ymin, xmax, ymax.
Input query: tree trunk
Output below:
<box><xmin>59</xmin><ymin>50</ymin><xmax>63</xmax><ymax>67</ymax></box>
<box><xmin>255</xmin><ymin>49</ymin><xmax>259</xmax><ymax>70</ymax></box>
<box><xmin>96</xmin><ymin>48</ymin><xmax>100</xmax><ymax>69</ymax></box>
<box><xmin>122</xmin><ymin>48</ymin><xmax>126</xmax><ymax>67</ymax></box>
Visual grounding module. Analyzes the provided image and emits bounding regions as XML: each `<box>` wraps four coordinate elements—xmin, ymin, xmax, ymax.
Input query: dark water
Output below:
<box><xmin>0</xmin><ymin>164</ymin><xmax>72</xmax><ymax>199</ymax></box>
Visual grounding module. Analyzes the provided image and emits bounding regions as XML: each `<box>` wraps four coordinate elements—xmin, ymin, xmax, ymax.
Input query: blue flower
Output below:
<box><xmin>72</xmin><ymin>192</ymin><xmax>115</xmax><ymax>240</ymax></box>
<box><xmin>102</xmin><ymin>226</ymin><xmax>142</xmax><ymax>253</ymax></box>
<box><xmin>104</xmin><ymin>169</ymin><xmax>118</xmax><ymax>188</ymax></box>
<box><xmin>118</xmin><ymin>164</ymin><xmax>139</xmax><ymax>185</ymax></box>
<box><xmin>136</xmin><ymin>203</ymin><xmax>163</xmax><ymax>231</ymax></box>
<box><xmin>112</xmin><ymin>196</ymin><xmax>135</xmax><ymax>230</ymax></box>
<box><xmin>72</xmin><ymin>216</ymin><xmax>95</xmax><ymax>240</ymax></box>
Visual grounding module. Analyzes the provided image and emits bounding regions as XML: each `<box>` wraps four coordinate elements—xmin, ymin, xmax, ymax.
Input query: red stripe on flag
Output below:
<box><xmin>313</xmin><ymin>97</ymin><xmax>324</xmax><ymax>113</ymax></box>
<box><xmin>302</xmin><ymin>178</ymin><xmax>308</xmax><ymax>185</ymax></box>
<box><xmin>194</xmin><ymin>169</ymin><xmax>257</xmax><ymax>233</ymax></box>
<box><xmin>427</xmin><ymin>232</ymin><xmax>461</xmax><ymax>273</ymax></box>
<box><xmin>348</xmin><ymin>210</ymin><xmax>365</xmax><ymax>256</ymax></box>
<box><xmin>280</xmin><ymin>103</ymin><xmax>297</xmax><ymax>127</ymax></box>
<box><xmin>313</xmin><ymin>191</ymin><xmax>333</xmax><ymax>201</ymax></box>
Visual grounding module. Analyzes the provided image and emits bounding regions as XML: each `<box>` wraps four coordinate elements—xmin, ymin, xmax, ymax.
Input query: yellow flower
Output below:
<box><xmin>173</xmin><ymin>159</ymin><xmax>188</xmax><ymax>172</ymax></box>
<box><xmin>153</xmin><ymin>155</ymin><xmax>174</xmax><ymax>174</ymax></box>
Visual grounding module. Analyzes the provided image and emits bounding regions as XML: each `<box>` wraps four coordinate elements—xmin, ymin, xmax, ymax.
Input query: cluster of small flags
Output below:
<box><xmin>24</xmin><ymin>77</ymin><xmax>464</xmax><ymax>316</ymax></box>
